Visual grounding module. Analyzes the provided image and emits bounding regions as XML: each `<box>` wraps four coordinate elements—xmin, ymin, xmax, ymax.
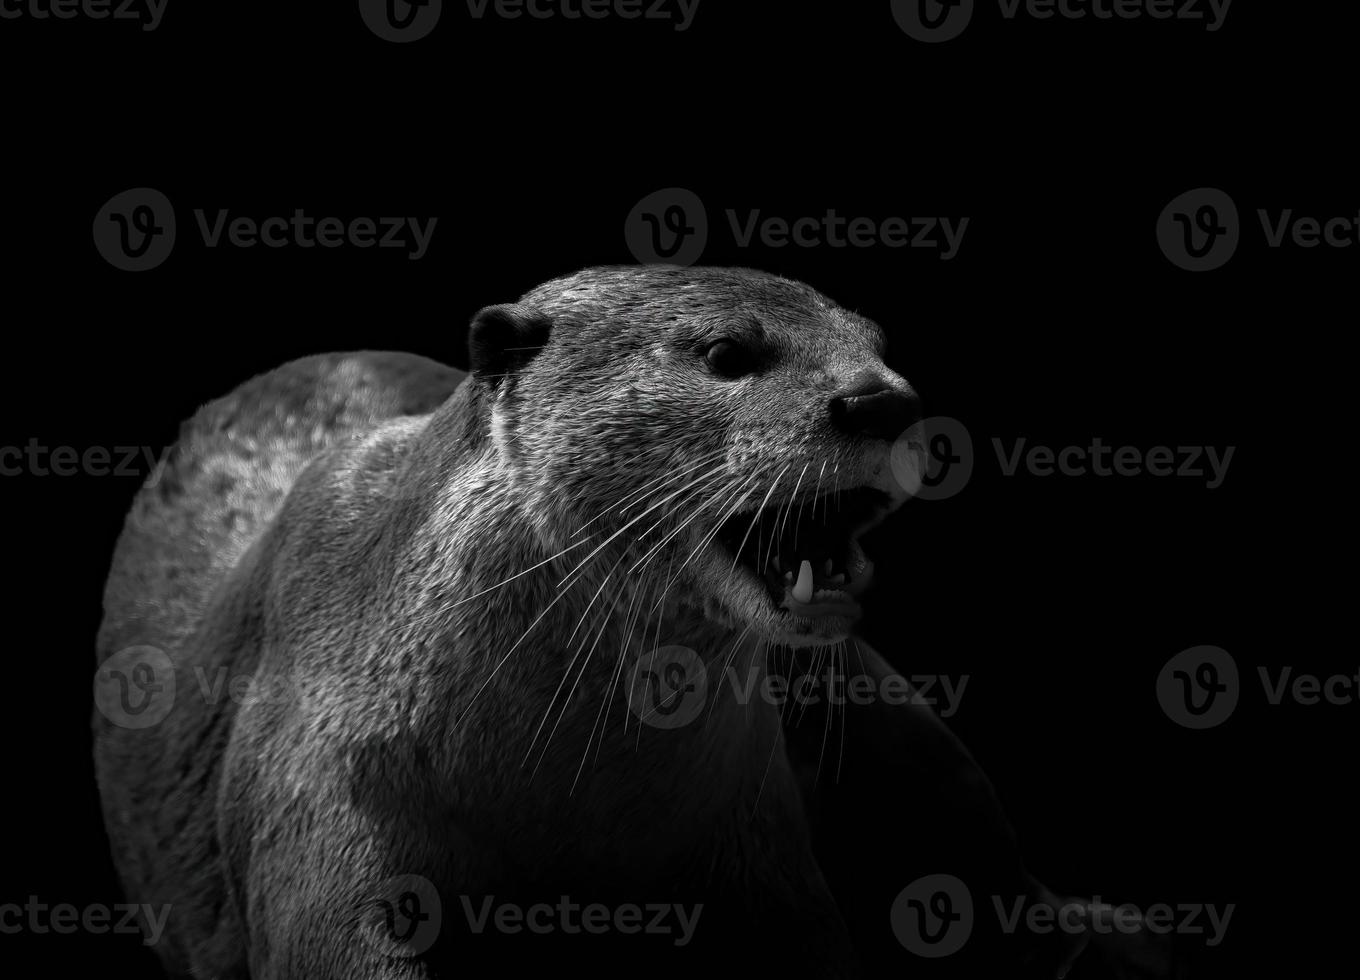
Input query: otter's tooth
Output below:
<box><xmin>792</xmin><ymin>560</ymin><xmax>814</xmax><ymax>603</ymax></box>
<box><xmin>772</xmin><ymin>556</ymin><xmax>781</xmax><ymax>573</ymax></box>
<box><xmin>784</xmin><ymin>571</ymin><xmax>794</xmax><ymax>583</ymax></box>
<box><xmin>824</xmin><ymin>559</ymin><xmax>833</xmax><ymax>575</ymax></box>
<box><xmin>827</xmin><ymin>573</ymin><xmax>846</xmax><ymax>586</ymax></box>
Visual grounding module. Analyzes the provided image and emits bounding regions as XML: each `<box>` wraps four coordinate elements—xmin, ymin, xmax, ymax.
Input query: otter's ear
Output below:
<box><xmin>468</xmin><ymin>304</ymin><xmax>552</xmax><ymax>383</ymax></box>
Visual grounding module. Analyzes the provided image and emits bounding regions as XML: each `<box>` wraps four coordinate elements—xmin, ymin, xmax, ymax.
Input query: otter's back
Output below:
<box><xmin>92</xmin><ymin>352</ymin><xmax>464</xmax><ymax>974</ymax></box>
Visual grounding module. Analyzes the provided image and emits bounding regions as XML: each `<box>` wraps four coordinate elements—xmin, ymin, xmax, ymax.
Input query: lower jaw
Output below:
<box><xmin>781</xmin><ymin>595</ymin><xmax>863</xmax><ymax>619</ymax></box>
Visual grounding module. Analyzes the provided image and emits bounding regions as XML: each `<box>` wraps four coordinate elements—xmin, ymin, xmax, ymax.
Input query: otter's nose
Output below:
<box><xmin>829</xmin><ymin>380</ymin><xmax>922</xmax><ymax>441</ymax></box>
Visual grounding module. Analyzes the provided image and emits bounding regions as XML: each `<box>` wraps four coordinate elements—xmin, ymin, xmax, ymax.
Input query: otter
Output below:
<box><xmin>93</xmin><ymin>266</ymin><xmax>1170</xmax><ymax>978</ymax></box>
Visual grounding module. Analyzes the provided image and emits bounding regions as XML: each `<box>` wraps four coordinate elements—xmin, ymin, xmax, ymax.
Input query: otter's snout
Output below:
<box><xmin>828</xmin><ymin>377</ymin><xmax>922</xmax><ymax>442</ymax></box>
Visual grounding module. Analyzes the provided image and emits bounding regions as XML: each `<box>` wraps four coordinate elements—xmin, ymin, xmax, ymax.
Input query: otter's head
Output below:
<box><xmin>468</xmin><ymin>266</ymin><xmax>922</xmax><ymax>648</ymax></box>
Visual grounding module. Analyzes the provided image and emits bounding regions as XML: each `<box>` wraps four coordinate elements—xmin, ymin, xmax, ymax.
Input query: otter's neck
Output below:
<box><xmin>387</xmin><ymin>404</ymin><xmax>797</xmax><ymax>856</ymax></box>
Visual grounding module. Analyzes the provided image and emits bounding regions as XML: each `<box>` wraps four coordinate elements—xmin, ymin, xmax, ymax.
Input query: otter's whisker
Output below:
<box><xmin>812</xmin><ymin>643</ymin><xmax>838</xmax><ymax>788</ymax></box>
<box><xmin>705</xmin><ymin>624</ymin><xmax>754</xmax><ymax>726</ymax></box>
<box><xmin>631</xmin><ymin>472</ymin><xmax>753</xmax><ymax>589</ymax></box>
<box><xmin>634</xmin><ymin>464</ymin><xmax>732</xmax><ymax>543</ymax></box>
<box><xmin>555</xmin><ymin>463</ymin><xmax>732</xmax><ymax>590</ymax></box>
<box><xmin>618</xmin><ymin>449</ymin><xmax>727</xmax><ymax>510</ymax></box>
<box><xmin>629</xmin><ymin>469</ymin><xmax>739</xmax><ymax>574</ymax></box>
<box><xmin>749</xmin><ymin>640</ymin><xmax>787</xmax><ymax>819</ymax></box>
<box><xmin>526</xmin><ymin>562</ymin><xmax>629</xmax><ymax>779</ymax></box>
<box><xmin>835</xmin><ymin>641</ymin><xmax>848</xmax><ymax>784</ymax></box>
<box><xmin>768</xmin><ymin>462</ymin><xmax>809</xmax><ymax>568</ymax></box>
<box><xmin>727</xmin><ymin>465</ymin><xmax>792</xmax><ymax>577</ymax></box>
<box><xmin>594</xmin><ymin>560</ymin><xmax>658</xmax><ymax>750</ymax></box>
<box><xmin>564</xmin><ymin>583</ymin><xmax>635</xmax><ymax>794</ymax></box>
<box><xmin>652</xmin><ymin>470</ymin><xmax>763</xmax><ymax>589</ymax></box>
<box><xmin>574</xmin><ymin>449</ymin><xmax>727</xmax><ymax>536</ymax></box>
<box><xmin>456</xmin><ymin>548</ymin><xmax>612</xmax><ymax>725</ymax></box>
<box><xmin>631</xmin><ymin>553</ymin><xmax>679</xmax><ymax>750</ymax></box>
<box><xmin>521</xmin><ymin>551</ymin><xmax>630</xmax><ymax>767</ymax></box>
<box><xmin>798</xmin><ymin>460</ymin><xmax>827</xmax><ymax>552</ymax></box>
<box><xmin>449</xmin><ymin>534</ymin><xmax>599</xmax><ymax>608</ymax></box>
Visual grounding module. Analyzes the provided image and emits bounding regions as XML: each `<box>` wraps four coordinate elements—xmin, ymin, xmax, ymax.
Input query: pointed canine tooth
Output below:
<box><xmin>792</xmin><ymin>560</ymin><xmax>814</xmax><ymax>603</ymax></box>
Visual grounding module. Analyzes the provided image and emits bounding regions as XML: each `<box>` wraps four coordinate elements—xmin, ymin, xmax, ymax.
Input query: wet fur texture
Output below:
<box><xmin>94</xmin><ymin>267</ymin><xmax>1163</xmax><ymax>979</ymax></box>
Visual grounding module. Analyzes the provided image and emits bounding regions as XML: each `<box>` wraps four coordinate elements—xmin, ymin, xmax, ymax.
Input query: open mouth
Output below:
<box><xmin>713</xmin><ymin>485</ymin><xmax>891</xmax><ymax>618</ymax></box>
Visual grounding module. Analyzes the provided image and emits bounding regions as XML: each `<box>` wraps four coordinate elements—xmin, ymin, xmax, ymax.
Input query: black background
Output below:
<box><xmin>0</xmin><ymin>1</ymin><xmax>1350</xmax><ymax>975</ymax></box>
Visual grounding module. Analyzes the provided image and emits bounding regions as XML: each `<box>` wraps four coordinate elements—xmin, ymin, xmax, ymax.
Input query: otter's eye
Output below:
<box><xmin>705</xmin><ymin>339</ymin><xmax>759</xmax><ymax>378</ymax></box>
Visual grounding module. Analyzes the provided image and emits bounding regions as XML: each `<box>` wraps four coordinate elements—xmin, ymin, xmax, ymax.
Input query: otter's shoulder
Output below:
<box><xmin>98</xmin><ymin>352</ymin><xmax>466</xmax><ymax>663</ymax></box>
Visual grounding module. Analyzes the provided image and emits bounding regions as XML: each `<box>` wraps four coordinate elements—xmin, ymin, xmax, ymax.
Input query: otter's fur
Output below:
<box><xmin>94</xmin><ymin>267</ymin><xmax>1138</xmax><ymax>979</ymax></box>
